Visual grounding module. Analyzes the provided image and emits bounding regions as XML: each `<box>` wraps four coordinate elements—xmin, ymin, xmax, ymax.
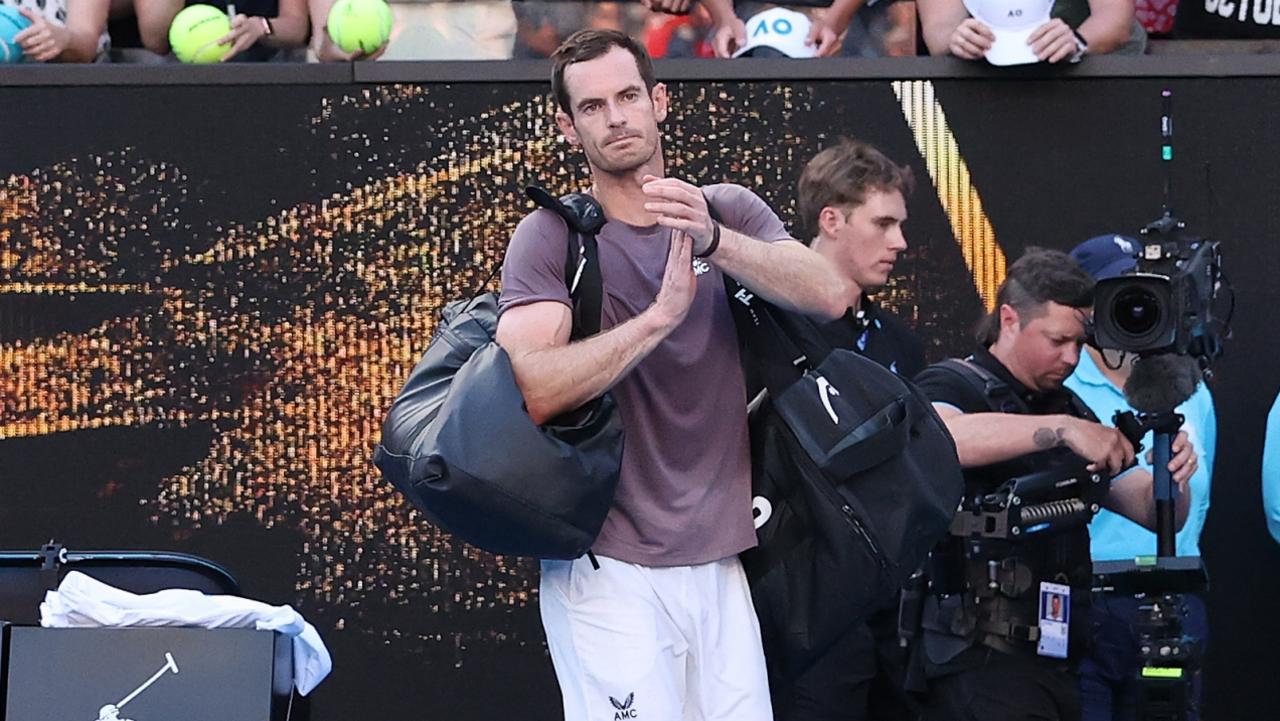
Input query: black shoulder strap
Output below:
<box><xmin>722</xmin><ymin>273</ymin><xmax>813</xmax><ymax>396</ymax></box>
<box><xmin>933</xmin><ymin>358</ymin><xmax>1102</xmax><ymax>425</ymax></box>
<box><xmin>526</xmin><ymin>187</ymin><xmax>606</xmax><ymax>340</ymax></box>
<box><xmin>566</xmin><ymin>230</ymin><xmax>603</xmax><ymax>340</ymax></box>
<box><xmin>705</xmin><ymin>194</ymin><xmax>792</xmax><ymax>387</ymax></box>
<box><xmin>932</xmin><ymin>358</ymin><xmax>1030</xmax><ymax>415</ymax></box>
<box><xmin>706</xmin><ymin>193</ymin><xmax>840</xmax><ymax>396</ymax></box>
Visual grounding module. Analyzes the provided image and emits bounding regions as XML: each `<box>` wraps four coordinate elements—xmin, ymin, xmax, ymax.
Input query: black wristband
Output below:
<box><xmin>1072</xmin><ymin>28</ymin><xmax>1088</xmax><ymax>48</ymax></box>
<box><xmin>695</xmin><ymin>222</ymin><xmax>721</xmax><ymax>259</ymax></box>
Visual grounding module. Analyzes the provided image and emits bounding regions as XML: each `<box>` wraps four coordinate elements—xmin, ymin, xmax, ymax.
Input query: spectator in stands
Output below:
<box><xmin>378</xmin><ymin>0</ymin><xmax>515</xmax><ymax>61</ymax></box>
<box><xmin>917</xmin><ymin>0</ymin><xmax>1145</xmax><ymax>62</ymax></box>
<box><xmin>1134</xmin><ymin>0</ymin><xmax>1175</xmax><ymax>36</ymax></box>
<box><xmin>134</xmin><ymin>0</ymin><xmax>308</xmax><ymax>61</ymax></box>
<box><xmin>642</xmin><ymin>0</ymin><xmax>698</xmax><ymax>13</ymax></box>
<box><xmin>585</xmin><ymin>1</ymin><xmax>632</xmax><ymax>32</ymax></box>
<box><xmin>513</xmin><ymin>1</ymin><xmax>583</xmax><ymax>58</ymax></box>
<box><xmin>697</xmin><ymin>0</ymin><xmax>912</xmax><ymax>58</ymax></box>
<box><xmin>4</xmin><ymin>0</ymin><xmax>110</xmax><ymax>62</ymax></box>
<box><xmin>513</xmin><ymin>2</ymin><xmax>645</xmax><ymax>59</ymax></box>
<box><xmin>308</xmin><ymin>0</ymin><xmax>386</xmax><ymax>60</ymax></box>
<box><xmin>703</xmin><ymin>0</ymin><xmax>844</xmax><ymax>56</ymax></box>
<box><xmin>643</xmin><ymin>2</ymin><xmax>715</xmax><ymax>57</ymax></box>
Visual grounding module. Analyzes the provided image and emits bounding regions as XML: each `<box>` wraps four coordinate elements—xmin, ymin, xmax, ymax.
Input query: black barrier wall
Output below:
<box><xmin>2</xmin><ymin>61</ymin><xmax>1279</xmax><ymax>720</ymax></box>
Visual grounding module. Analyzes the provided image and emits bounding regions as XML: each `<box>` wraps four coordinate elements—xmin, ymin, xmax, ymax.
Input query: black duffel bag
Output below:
<box><xmin>726</xmin><ymin>277</ymin><xmax>965</xmax><ymax>680</ymax></box>
<box><xmin>372</xmin><ymin>188</ymin><xmax>623</xmax><ymax>560</ymax></box>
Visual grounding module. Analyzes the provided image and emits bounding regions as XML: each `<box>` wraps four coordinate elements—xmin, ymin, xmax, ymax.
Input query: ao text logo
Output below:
<box><xmin>753</xmin><ymin>16</ymin><xmax>796</xmax><ymax>36</ymax></box>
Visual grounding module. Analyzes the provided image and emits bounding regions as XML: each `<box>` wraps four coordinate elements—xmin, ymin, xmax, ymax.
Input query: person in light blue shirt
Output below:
<box><xmin>1066</xmin><ymin>344</ymin><xmax>1216</xmax><ymax>560</ymax></box>
<box><xmin>1065</xmin><ymin>234</ymin><xmax>1214</xmax><ymax>721</ymax></box>
<box><xmin>1262</xmin><ymin>393</ymin><xmax>1280</xmax><ymax>544</ymax></box>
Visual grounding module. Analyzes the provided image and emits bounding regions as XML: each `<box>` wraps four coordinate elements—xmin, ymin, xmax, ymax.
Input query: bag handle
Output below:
<box><xmin>822</xmin><ymin>396</ymin><xmax>910</xmax><ymax>478</ymax></box>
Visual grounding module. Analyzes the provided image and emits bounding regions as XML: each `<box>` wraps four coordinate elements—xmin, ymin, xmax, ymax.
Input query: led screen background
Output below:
<box><xmin>2</xmin><ymin>74</ymin><xmax>1278</xmax><ymax>720</ymax></box>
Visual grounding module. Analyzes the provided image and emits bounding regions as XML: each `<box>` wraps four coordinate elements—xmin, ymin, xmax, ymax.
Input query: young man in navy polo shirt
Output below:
<box><xmin>766</xmin><ymin>139</ymin><xmax>926</xmax><ymax>721</ymax></box>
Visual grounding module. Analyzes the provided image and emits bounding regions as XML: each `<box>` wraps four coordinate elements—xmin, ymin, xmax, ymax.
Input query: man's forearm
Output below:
<box><xmin>135</xmin><ymin>0</ymin><xmax>183</xmax><ymax>53</ymax></box>
<box><xmin>1105</xmin><ymin>468</ymin><xmax>1190</xmax><ymax>532</ymax></box>
<box><xmin>825</xmin><ymin>0</ymin><xmax>866</xmax><ymax>35</ymax></box>
<box><xmin>1077</xmin><ymin>5</ymin><xmax>1133</xmax><ymax>54</ymax></box>
<box><xmin>308</xmin><ymin>0</ymin><xmax>335</xmax><ymax>34</ymax></box>
<box><xmin>59</xmin><ymin>28</ymin><xmax>101</xmax><ymax>62</ymax></box>
<box><xmin>918</xmin><ymin>0</ymin><xmax>967</xmax><ymax>54</ymax></box>
<box><xmin>942</xmin><ymin>412</ymin><xmax>1077</xmax><ymax>468</ymax></box>
<box><xmin>701</xmin><ymin>0</ymin><xmax>736</xmax><ymax>25</ymax></box>
<box><xmin>710</xmin><ymin>231</ymin><xmax>846</xmax><ymax>319</ymax></box>
<box><xmin>508</xmin><ymin>310</ymin><xmax>673</xmax><ymax>425</ymax></box>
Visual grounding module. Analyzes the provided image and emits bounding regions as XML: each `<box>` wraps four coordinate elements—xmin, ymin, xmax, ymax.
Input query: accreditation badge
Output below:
<box><xmin>1037</xmin><ymin>581</ymin><xmax>1070</xmax><ymax>658</ymax></box>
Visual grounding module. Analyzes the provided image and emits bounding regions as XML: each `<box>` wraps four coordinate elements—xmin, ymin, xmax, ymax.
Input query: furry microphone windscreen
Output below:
<box><xmin>1124</xmin><ymin>353</ymin><xmax>1203</xmax><ymax>414</ymax></box>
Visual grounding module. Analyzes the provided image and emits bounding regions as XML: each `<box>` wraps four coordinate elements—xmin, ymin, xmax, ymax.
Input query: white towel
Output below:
<box><xmin>40</xmin><ymin>571</ymin><xmax>332</xmax><ymax>695</ymax></box>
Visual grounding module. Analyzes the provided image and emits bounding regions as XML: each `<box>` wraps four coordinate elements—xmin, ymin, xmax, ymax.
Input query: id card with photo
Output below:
<box><xmin>1037</xmin><ymin>582</ymin><xmax>1070</xmax><ymax>658</ymax></box>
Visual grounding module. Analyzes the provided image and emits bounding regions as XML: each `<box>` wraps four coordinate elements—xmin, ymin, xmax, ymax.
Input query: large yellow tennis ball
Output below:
<box><xmin>326</xmin><ymin>0</ymin><xmax>393</xmax><ymax>55</ymax></box>
<box><xmin>168</xmin><ymin>4</ymin><xmax>234</xmax><ymax>63</ymax></box>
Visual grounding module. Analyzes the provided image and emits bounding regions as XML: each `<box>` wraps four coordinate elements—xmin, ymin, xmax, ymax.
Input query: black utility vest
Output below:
<box><xmin>922</xmin><ymin>359</ymin><xmax>1098</xmax><ymax>668</ymax></box>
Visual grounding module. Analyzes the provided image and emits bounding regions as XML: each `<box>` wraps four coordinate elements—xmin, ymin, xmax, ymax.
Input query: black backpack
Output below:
<box><xmin>725</xmin><ymin>277</ymin><xmax>966</xmax><ymax>680</ymax></box>
<box><xmin>372</xmin><ymin>188</ymin><xmax>623</xmax><ymax>560</ymax></box>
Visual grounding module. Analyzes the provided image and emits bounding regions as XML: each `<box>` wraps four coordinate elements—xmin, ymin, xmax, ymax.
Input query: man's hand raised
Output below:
<box><xmin>641</xmin><ymin>175</ymin><xmax>716</xmax><ymax>256</ymax></box>
<box><xmin>649</xmin><ymin>230</ymin><xmax>697</xmax><ymax>331</ymax></box>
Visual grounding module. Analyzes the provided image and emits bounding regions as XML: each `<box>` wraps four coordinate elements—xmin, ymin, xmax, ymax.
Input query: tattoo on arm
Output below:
<box><xmin>1033</xmin><ymin>427</ymin><xmax>1067</xmax><ymax>449</ymax></box>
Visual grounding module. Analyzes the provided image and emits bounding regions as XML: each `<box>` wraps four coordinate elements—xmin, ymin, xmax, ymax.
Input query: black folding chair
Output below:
<box><xmin>0</xmin><ymin>543</ymin><xmax>308</xmax><ymax>720</ymax></box>
<box><xmin>0</xmin><ymin>542</ymin><xmax>239</xmax><ymax>625</ymax></box>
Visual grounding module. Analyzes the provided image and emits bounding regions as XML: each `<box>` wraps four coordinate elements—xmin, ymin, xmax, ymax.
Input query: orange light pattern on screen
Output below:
<box><xmin>893</xmin><ymin>80</ymin><xmax>1006</xmax><ymax>309</ymax></box>
<box><xmin>0</xmin><ymin>98</ymin><xmax>566</xmax><ymax>642</ymax></box>
<box><xmin>1</xmin><ymin>83</ymin><xmax>988</xmax><ymax>658</ymax></box>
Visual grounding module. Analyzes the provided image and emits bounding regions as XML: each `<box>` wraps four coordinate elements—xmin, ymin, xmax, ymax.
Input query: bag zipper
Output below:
<box><xmin>791</xmin><ymin>425</ymin><xmax>890</xmax><ymax>571</ymax></box>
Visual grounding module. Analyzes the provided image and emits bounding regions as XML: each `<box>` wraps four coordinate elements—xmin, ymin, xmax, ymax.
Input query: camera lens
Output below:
<box><xmin>1112</xmin><ymin>287</ymin><xmax>1162</xmax><ymax>336</ymax></box>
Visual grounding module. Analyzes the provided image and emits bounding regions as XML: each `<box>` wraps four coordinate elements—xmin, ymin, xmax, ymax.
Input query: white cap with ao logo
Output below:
<box><xmin>962</xmin><ymin>0</ymin><xmax>1054</xmax><ymax>65</ymax></box>
<box><xmin>733</xmin><ymin>7</ymin><xmax>817</xmax><ymax>58</ymax></box>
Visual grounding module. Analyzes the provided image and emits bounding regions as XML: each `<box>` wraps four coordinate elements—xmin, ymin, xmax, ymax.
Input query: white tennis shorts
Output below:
<box><xmin>539</xmin><ymin>553</ymin><xmax>773</xmax><ymax>721</ymax></box>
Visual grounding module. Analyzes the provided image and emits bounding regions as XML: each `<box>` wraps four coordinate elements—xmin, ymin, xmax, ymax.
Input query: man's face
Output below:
<box><xmin>822</xmin><ymin>189</ymin><xmax>908</xmax><ymax>292</ymax></box>
<box><xmin>556</xmin><ymin>47</ymin><xmax>667</xmax><ymax>175</ymax></box>
<box><xmin>1002</xmin><ymin>301</ymin><xmax>1088</xmax><ymax>392</ymax></box>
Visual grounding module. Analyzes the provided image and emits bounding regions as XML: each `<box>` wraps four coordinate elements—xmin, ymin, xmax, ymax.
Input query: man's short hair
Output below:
<box><xmin>551</xmin><ymin>29</ymin><xmax>657</xmax><ymax>118</ymax></box>
<box><xmin>976</xmin><ymin>247</ymin><xmax>1095</xmax><ymax>346</ymax></box>
<box><xmin>796</xmin><ymin>138</ymin><xmax>915</xmax><ymax>239</ymax></box>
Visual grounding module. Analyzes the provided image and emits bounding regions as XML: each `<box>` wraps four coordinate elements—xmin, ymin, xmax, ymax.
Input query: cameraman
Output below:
<box><xmin>1064</xmin><ymin>235</ymin><xmax>1215</xmax><ymax>721</ymax></box>
<box><xmin>911</xmin><ymin>248</ymin><xmax>1197</xmax><ymax>721</ymax></box>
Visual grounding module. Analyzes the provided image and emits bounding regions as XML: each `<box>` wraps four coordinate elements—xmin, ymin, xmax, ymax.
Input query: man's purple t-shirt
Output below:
<box><xmin>498</xmin><ymin>183</ymin><xmax>792</xmax><ymax>567</ymax></box>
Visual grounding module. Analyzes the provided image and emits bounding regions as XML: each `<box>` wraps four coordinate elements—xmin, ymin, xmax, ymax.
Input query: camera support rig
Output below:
<box><xmin>1089</xmin><ymin>89</ymin><xmax>1222</xmax><ymax>721</ymax></box>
